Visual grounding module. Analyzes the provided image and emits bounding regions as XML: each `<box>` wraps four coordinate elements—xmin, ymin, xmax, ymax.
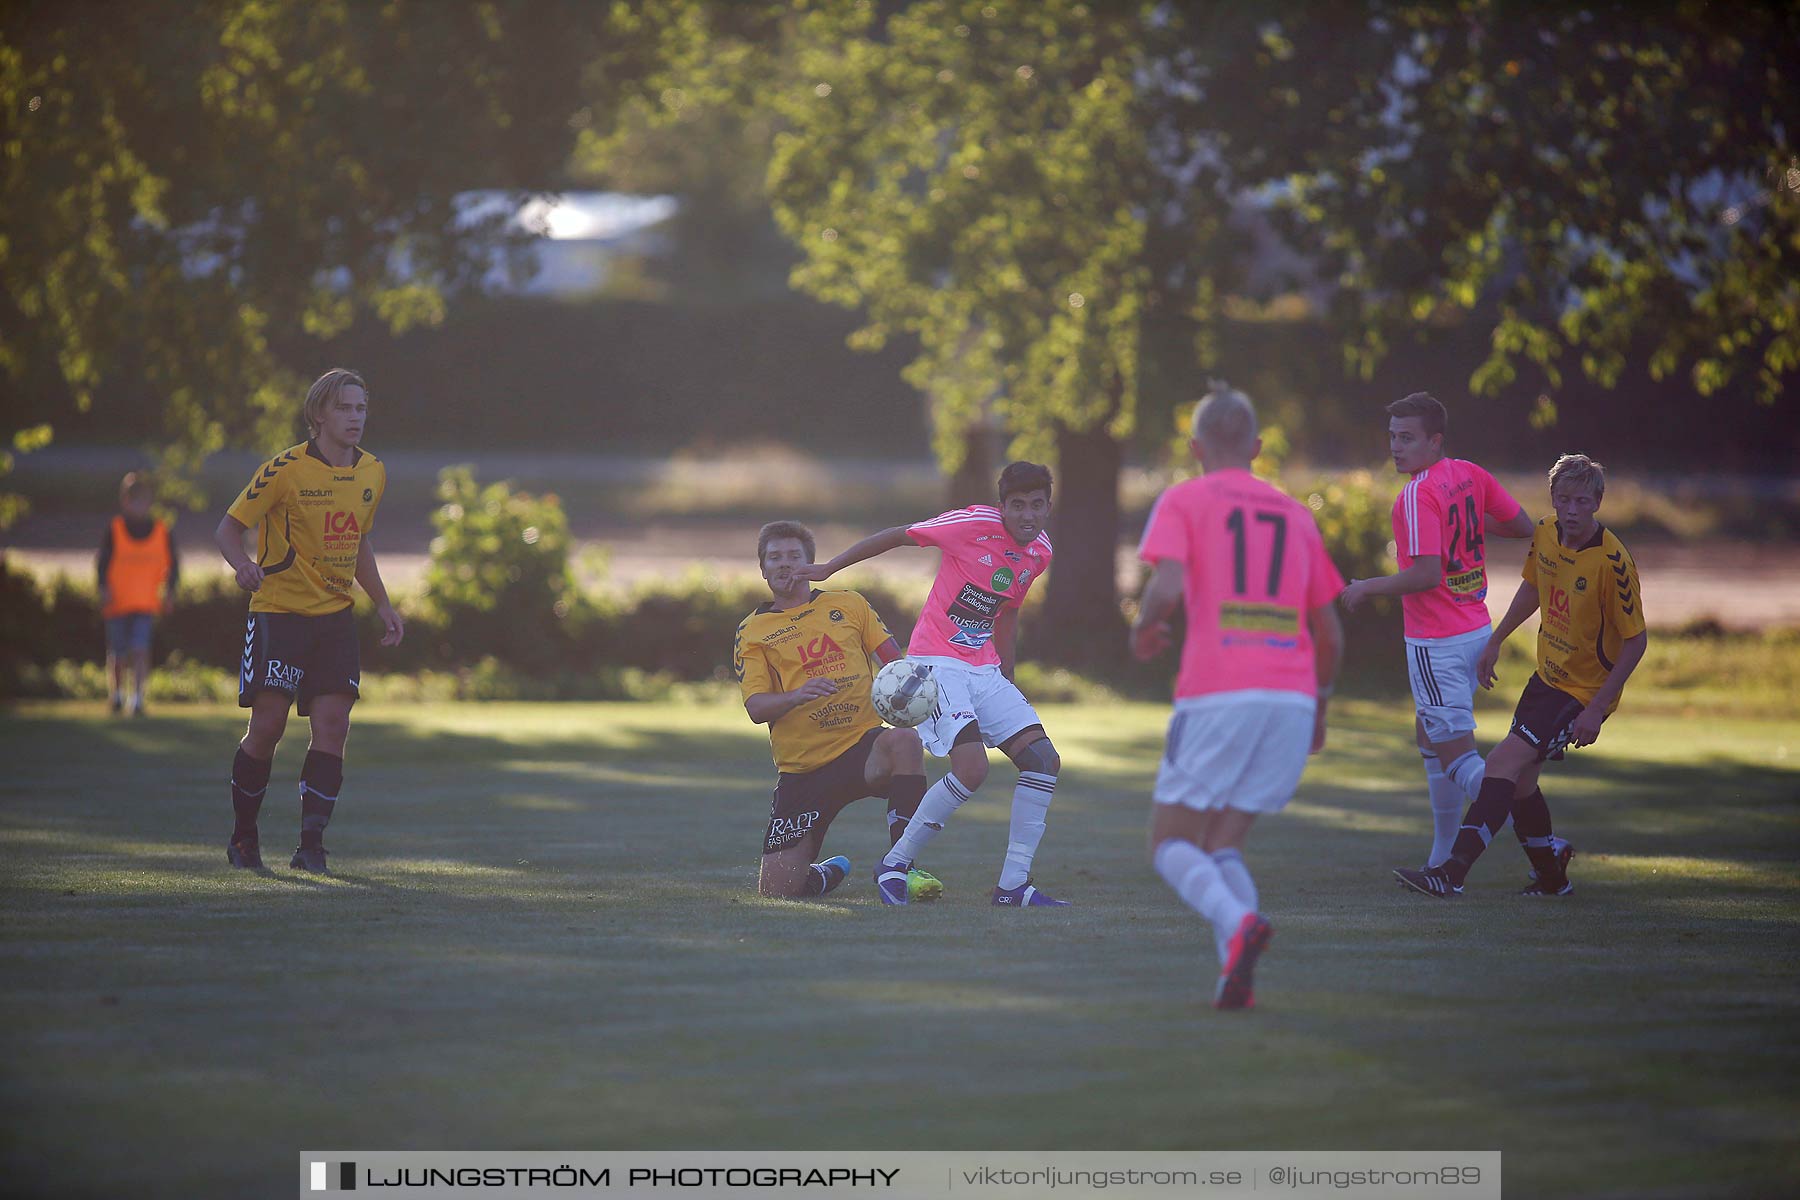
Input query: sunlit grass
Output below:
<box><xmin>2</xmin><ymin>699</ymin><xmax>1797</xmax><ymax>1199</ymax></box>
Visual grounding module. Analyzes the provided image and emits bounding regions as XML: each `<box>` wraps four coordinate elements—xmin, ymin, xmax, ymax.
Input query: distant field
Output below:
<box><xmin>3</xmin><ymin>698</ymin><xmax>1797</xmax><ymax>1198</ymax></box>
<box><xmin>10</xmin><ymin>448</ymin><xmax>1800</xmax><ymax>630</ymax></box>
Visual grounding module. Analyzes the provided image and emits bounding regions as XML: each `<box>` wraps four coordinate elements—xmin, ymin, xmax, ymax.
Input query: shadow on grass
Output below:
<box><xmin>5</xmin><ymin>703</ymin><xmax>1796</xmax><ymax>902</ymax></box>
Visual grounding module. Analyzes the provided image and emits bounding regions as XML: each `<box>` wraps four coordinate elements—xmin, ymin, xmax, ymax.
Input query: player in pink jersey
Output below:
<box><xmin>1132</xmin><ymin>384</ymin><xmax>1344</xmax><ymax>1010</ymax></box>
<box><xmin>1339</xmin><ymin>392</ymin><xmax>1535</xmax><ymax>871</ymax></box>
<box><xmin>798</xmin><ymin>462</ymin><xmax>1071</xmax><ymax>907</ymax></box>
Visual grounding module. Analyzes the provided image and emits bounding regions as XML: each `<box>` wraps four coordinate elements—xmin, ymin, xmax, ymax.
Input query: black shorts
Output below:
<box><xmin>764</xmin><ymin>728</ymin><xmax>889</xmax><ymax>855</ymax></box>
<box><xmin>1509</xmin><ymin>674</ymin><xmax>1590</xmax><ymax>763</ymax></box>
<box><xmin>240</xmin><ymin>607</ymin><xmax>361</xmax><ymax>717</ymax></box>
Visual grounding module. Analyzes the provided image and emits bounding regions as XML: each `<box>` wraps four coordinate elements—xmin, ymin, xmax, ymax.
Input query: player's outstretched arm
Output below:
<box><xmin>214</xmin><ymin>514</ymin><xmax>263</xmax><ymax>593</ymax></box>
<box><xmin>744</xmin><ymin>677</ymin><xmax>838</xmax><ymax>725</ymax></box>
<box><xmin>1130</xmin><ymin>560</ymin><xmax>1183</xmax><ymax>661</ymax></box>
<box><xmin>1340</xmin><ymin>554</ymin><xmax>1441</xmax><ymax>611</ymax></box>
<box><xmin>1476</xmin><ymin>580</ymin><xmax>1540</xmax><ymax>688</ymax></box>
<box><xmin>355</xmin><ymin>537</ymin><xmax>404</xmax><ymax>646</ymax></box>
<box><xmin>1494</xmin><ymin>509</ymin><xmax>1536</xmax><ymax>538</ymax></box>
<box><xmin>1308</xmin><ymin>599</ymin><xmax>1345</xmax><ymax>754</ymax></box>
<box><xmin>1569</xmin><ymin>630</ymin><xmax>1648</xmax><ymax>747</ymax></box>
<box><xmin>795</xmin><ymin>525</ymin><xmax>913</xmax><ymax>582</ymax></box>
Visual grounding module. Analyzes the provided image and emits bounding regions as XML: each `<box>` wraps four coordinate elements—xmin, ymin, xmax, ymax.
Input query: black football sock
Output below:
<box><xmin>299</xmin><ymin>750</ymin><xmax>344</xmax><ymax>849</ymax></box>
<box><xmin>1512</xmin><ymin>787</ymin><xmax>1565</xmax><ymax>880</ymax></box>
<box><xmin>1444</xmin><ymin>777</ymin><xmax>1517</xmax><ymax>886</ymax></box>
<box><xmin>803</xmin><ymin>858</ymin><xmax>848</xmax><ymax>896</ymax></box>
<box><xmin>886</xmin><ymin>774</ymin><xmax>928</xmax><ymax>847</ymax></box>
<box><xmin>231</xmin><ymin>748</ymin><xmax>273</xmax><ymax>839</ymax></box>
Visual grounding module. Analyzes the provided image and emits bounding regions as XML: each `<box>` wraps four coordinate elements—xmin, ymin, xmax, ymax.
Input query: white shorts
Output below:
<box><xmin>1152</xmin><ymin>690</ymin><xmax>1316</xmax><ymax>814</ymax></box>
<box><xmin>910</xmin><ymin>657</ymin><xmax>1043</xmax><ymax>758</ymax></box>
<box><xmin>1405</xmin><ymin>626</ymin><xmax>1490</xmax><ymax>743</ymax></box>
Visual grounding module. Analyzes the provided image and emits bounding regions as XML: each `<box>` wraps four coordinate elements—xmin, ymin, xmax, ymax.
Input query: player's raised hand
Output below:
<box><xmin>376</xmin><ymin>601</ymin><xmax>405</xmax><ymax>646</ymax></box>
<box><xmin>791</xmin><ymin>677</ymin><xmax>839</xmax><ymax>702</ymax></box>
<box><xmin>233</xmin><ymin>561</ymin><xmax>265</xmax><ymax>593</ymax></box>
<box><xmin>1130</xmin><ymin>619</ymin><xmax>1173</xmax><ymax>661</ymax></box>
<box><xmin>1339</xmin><ymin>579</ymin><xmax>1371</xmax><ymax>611</ymax></box>
<box><xmin>1475</xmin><ymin>641</ymin><xmax>1501</xmax><ymax>690</ymax></box>
<box><xmin>791</xmin><ymin>562</ymin><xmax>835</xmax><ymax>583</ymax></box>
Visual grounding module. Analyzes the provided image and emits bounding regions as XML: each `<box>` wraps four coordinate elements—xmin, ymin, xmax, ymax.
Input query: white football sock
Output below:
<box><xmin>1423</xmin><ymin>752</ymin><xmax>1464</xmax><ymax>868</ymax></box>
<box><xmin>1154</xmin><ymin>839</ymin><xmax>1250</xmax><ymax>966</ymax></box>
<box><xmin>1444</xmin><ymin>749</ymin><xmax>1486</xmax><ymax>800</ymax></box>
<box><xmin>884</xmin><ymin>773</ymin><xmax>972</xmax><ymax>868</ymax></box>
<box><xmin>1209</xmin><ymin>848</ymin><xmax>1258</xmax><ymax>962</ymax></box>
<box><xmin>997</xmin><ymin>770</ymin><xmax>1056</xmax><ymax>889</ymax></box>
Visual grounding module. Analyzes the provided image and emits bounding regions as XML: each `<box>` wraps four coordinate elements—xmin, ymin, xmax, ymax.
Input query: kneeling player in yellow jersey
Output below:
<box><xmin>735</xmin><ymin>521</ymin><xmax>940</xmax><ymax>901</ymax></box>
<box><xmin>1394</xmin><ymin>455</ymin><xmax>1647</xmax><ymax>898</ymax></box>
<box><xmin>214</xmin><ymin>369</ymin><xmax>405</xmax><ymax>874</ymax></box>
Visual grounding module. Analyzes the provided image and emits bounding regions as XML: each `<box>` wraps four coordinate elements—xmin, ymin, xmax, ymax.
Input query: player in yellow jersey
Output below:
<box><xmin>1394</xmin><ymin>454</ymin><xmax>1647</xmax><ymax>898</ymax></box>
<box><xmin>735</xmin><ymin>521</ymin><xmax>940</xmax><ymax>900</ymax></box>
<box><xmin>213</xmin><ymin>368</ymin><xmax>404</xmax><ymax>874</ymax></box>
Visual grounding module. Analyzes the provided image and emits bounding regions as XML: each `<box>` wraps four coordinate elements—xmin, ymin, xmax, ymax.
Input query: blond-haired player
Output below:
<box><xmin>214</xmin><ymin>368</ymin><xmax>403</xmax><ymax>873</ymax></box>
<box><xmin>1394</xmin><ymin>454</ymin><xmax>1646</xmax><ymax>898</ymax></box>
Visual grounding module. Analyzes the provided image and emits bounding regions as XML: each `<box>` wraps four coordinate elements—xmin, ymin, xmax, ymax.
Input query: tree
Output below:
<box><xmin>767</xmin><ymin>0</ymin><xmax>1798</xmax><ymax>658</ymax></box>
<box><xmin>1189</xmin><ymin>1</ymin><xmax>1799</xmax><ymax>415</ymax></box>
<box><xmin>766</xmin><ymin>0</ymin><xmax>1253</xmax><ymax>657</ymax></box>
<box><xmin>0</xmin><ymin>0</ymin><xmax>671</xmax><ymax>520</ymax></box>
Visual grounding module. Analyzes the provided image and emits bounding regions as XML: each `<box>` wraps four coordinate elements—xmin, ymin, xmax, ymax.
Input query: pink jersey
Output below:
<box><xmin>905</xmin><ymin>506</ymin><xmax>1052</xmax><ymax>665</ymax></box>
<box><xmin>1392</xmin><ymin>458</ymin><xmax>1522</xmax><ymax>639</ymax></box>
<box><xmin>1138</xmin><ymin>469</ymin><xmax>1345</xmax><ymax>700</ymax></box>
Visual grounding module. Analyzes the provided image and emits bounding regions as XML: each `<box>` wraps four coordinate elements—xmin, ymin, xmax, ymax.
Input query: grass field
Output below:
<box><xmin>3</xmin><ymin>697</ymin><xmax>1798</xmax><ymax>1199</ymax></box>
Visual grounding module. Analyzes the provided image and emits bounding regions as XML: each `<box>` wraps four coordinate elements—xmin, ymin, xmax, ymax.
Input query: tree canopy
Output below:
<box><xmin>1</xmin><ymin>0</ymin><xmax>673</xmax><ymax>513</ymax></box>
<box><xmin>1193</xmin><ymin>0</ymin><xmax>1799</xmax><ymax>409</ymax></box>
<box><xmin>5</xmin><ymin>0</ymin><xmax>1795</xmax><ymax>567</ymax></box>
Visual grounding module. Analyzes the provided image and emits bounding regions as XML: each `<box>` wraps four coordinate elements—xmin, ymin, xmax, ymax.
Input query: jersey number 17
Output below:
<box><xmin>1227</xmin><ymin>507</ymin><xmax>1288</xmax><ymax>596</ymax></box>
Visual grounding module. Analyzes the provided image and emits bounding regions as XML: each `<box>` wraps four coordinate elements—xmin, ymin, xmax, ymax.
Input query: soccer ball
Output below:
<box><xmin>870</xmin><ymin>659</ymin><xmax>937</xmax><ymax>729</ymax></box>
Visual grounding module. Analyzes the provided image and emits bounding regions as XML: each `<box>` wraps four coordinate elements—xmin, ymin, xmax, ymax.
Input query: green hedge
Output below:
<box><xmin>3</xmin><ymin>466</ymin><xmax>1412</xmax><ymax>700</ymax></box>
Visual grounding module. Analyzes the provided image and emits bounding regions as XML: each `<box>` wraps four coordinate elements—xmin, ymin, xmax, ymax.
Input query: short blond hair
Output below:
<box><xmin>1548</xmin><ymin>453</ymin><xmax>1606</xmax><ymax>499</ymax></box>
<box><xmin>1192</xmin><ymin>381</ymin><xmax>1259</xmax><ymax>456</ymax></box>
<box><xmin>303</xmin><ymin>368</ymin><xmax>368</xmax><ymax>437</ymax></box>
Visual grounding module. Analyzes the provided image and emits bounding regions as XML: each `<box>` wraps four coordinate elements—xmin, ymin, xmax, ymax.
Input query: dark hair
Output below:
<box><xmin>757</xmin><ymin>520</ymin><xmax>816</xmax><ymax>565</ymax></box>
<box><xmin>1385</xmin><ymin>391</ymin><xmax>1447</xmax><ymax>438</ymax></box>
<box><xmin>119</xmin><ymin>472</ymin><xmax>153</xmax><ymax>502</ymax></box>
<box><xmin>997</xmin><ymin>461</ymin><xmax>1053</xmax><ymax>503</ymax></box>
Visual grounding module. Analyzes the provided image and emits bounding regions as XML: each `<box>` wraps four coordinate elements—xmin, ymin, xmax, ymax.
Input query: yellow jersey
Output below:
<box><xmin>1522</xmin><ymin>519</ymin><xmax>1645</xmax><ymax>710</ymax></box>
<box><xmin>226</xmin><ymin>442</ymin><xmax>387</xmax><ymax>616</ymax></box>
<box><xmin>735</xmin><ymin>589</ymin><xmax>896</xmax><ymax>774</ymax></box>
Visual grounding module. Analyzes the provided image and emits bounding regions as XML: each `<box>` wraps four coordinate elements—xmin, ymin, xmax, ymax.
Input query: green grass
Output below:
<box><xmin>3</xmin><ymin>699</ymin><xmax>1798</xmax><ymax>1199</ymax></box>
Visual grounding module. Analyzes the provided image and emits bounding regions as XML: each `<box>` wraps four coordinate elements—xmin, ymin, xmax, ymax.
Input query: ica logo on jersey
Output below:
<box><xmin>323</xmin><ymin>510</ymin><xmax>363</xmax><ymax>545</ymax></box>
<box><xmin>1546</xmin><ymin>585</ymin><xmax>1573</xmax><ymax>629</ymax></box>
<box><xmin>798</xmin><ymin>633</ymin><xmax>848</xmax><ymax>677</ymax></box>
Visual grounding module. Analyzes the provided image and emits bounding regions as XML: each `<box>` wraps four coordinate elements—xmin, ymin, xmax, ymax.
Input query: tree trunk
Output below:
<box><xmin>945</xmin><ymin>421</ymin><xmax>1000</xmax><ymax>509</ymax></box>
<box><xmin>1037</xmin><ymin>412</ymin><xmax>1126</xmax><ymax>669</ymax></box>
